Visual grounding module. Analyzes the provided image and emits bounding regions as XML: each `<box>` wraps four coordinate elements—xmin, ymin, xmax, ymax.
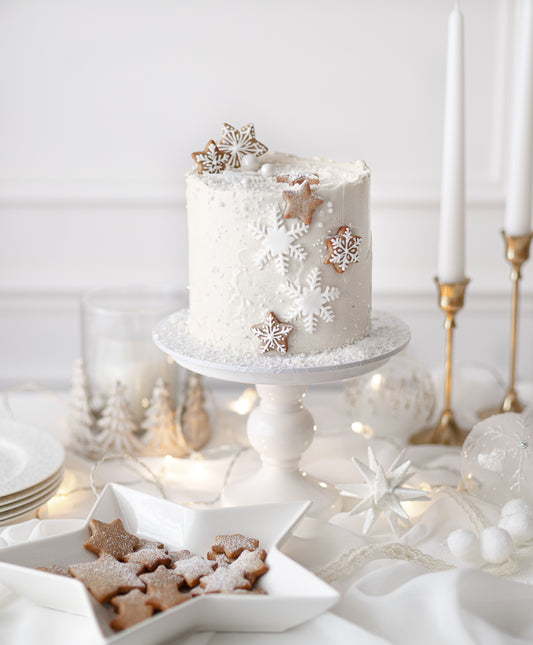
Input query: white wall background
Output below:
<box><xmin>1</xmin><ymin>0</ymin><xmax>532</xmax><ymax>388</ymax></box>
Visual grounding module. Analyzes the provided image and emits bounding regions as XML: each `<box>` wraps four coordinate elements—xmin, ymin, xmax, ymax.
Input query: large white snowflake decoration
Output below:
<box><xmin>217</xmin><ymin>122</ymin><xmax>268</xmax><ymax>169</ymax></box>
<box><xmin>280</xmin><ymin>267</ymin><xmax>340</xmax><ymax>334</ymax></box>
<box><xmin>325</xmin><ymin>225</ymin><xmax>362</xmax><ymax>274</ymax></box>
<box><xmin>338</xmin><ymin>447</ymin><xmax>430</xmax><ymax>538</ymax></box>
<box><xmin>249</xmin><ymin>207</ymin><xmax>309</xmax><ymax>274</ymax></box>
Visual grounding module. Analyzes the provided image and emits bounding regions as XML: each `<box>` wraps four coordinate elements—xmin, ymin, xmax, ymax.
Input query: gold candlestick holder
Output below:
<box><xmin>411</xmin><ymin>278</ymin><xmax>470</xmax><ymax>446</ymax></box>
<box><xmin>479</xmin><ymin>231</ymin><xmax>532</xmax><ymax>418</ymax></box>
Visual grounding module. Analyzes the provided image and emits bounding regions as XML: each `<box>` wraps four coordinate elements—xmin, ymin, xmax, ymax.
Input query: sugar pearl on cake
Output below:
<box><xmin>499</xmin><ymin>512</ymin><xmax>533</xmax><ymax>544</ymax></box>
<box><xmin>501</xmin><ymin>498</ymin><xmax>533</xmax><ymax>518</ymax></box>
<box><xmin>447</xmin><ymin>529</ymin><xmax>480</xmax><ymax>562</ymax></box>
<box><xmin>479</xmin><ymin>526</ymin><xmax>514</xmax><ymax>564</ymax></box>
<box><xmin>260</xmin><ymin>163</ymin><xmax>276</xmax><ymax>178</ymax></box>
<box><xmin>241</xmin><ymin>154</ymin><xmax>261</xmax><ymax>171</ymax></box>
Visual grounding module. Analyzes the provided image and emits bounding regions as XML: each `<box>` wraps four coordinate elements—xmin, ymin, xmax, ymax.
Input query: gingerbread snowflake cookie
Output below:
<box><xmin>251</xmin><ymin>311</ymin><xmax>294</xmax><ymax>354</ymax></box>
<box><xmin>217</xmin><ymin>122</ymin><xmax>268</xmax><ymax>169</ymax></box>
<box><xmin>191</xmin><ymin>140</ymin><xmax>230</xmax><ymax>174</ymax></box>
<box><xmin>325</xmin><ymin>225</ymin><xmax>362</xmax><ymax>273</ymax></box>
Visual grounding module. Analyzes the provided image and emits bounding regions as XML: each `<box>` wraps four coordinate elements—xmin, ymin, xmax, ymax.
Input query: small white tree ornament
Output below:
<box><xmin>141</xmin><ymin>378</ymin><xmax>187</xmax><ymax>457</ymax></box>
<box><xmin>96</xmin><ymin>381</ymin><xmax>143</xmax><ymax>455</ymax></box>
<box><xmin>338</xmin><ymin>447</ymin><xmax>430</xmax><ymax>538</ymax></box>
<box><xmin>68</xmin><ymin>359</ymin><xmax>99</xmax><ymax>457</ymax></box>
<box><xmin>179</xmin><ymin>372</ymin><xmax>211</xmax><ymax>452</ymax></box>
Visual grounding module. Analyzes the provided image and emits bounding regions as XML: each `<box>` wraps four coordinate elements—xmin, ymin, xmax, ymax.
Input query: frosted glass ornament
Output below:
<box><xmin>344</xmin><ymin>355</ymin><xmax>435</xmax><ymax>442</ymax></box>
<box><xmin>461</xmin><ymin>413</ymin><xmax>533</xmax><ymax>507</ymax></box>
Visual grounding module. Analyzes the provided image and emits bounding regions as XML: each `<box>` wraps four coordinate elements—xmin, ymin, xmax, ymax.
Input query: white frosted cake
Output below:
<box><xmin>186</xmin><ymin>123</ymin><xmax>371</xmax><ymax>356</ymax></box>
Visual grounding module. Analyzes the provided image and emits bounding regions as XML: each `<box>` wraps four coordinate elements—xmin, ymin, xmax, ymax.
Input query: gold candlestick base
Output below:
<box><xmin>479</xmin><ymin>231</ymin><xmax>532</xmax><ymax>419</ymax></box>
<box><xmin>410</xmin><ymin>278</ymin><xmax>470</xmax><ymax>447</ymax></box>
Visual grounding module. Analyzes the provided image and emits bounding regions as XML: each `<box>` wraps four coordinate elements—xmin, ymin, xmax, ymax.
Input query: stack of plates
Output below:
<box><xmin>0</xmin><ymin>419</ymin><xmax>65</xmax><ymax>525</ymax></box>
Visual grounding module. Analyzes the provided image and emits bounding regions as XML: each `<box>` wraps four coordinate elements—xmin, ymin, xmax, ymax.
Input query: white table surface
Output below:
<box><xmin>2</xmin><ymin>378</ymin><xmax>533</xmax><ymax>645</ymax></box>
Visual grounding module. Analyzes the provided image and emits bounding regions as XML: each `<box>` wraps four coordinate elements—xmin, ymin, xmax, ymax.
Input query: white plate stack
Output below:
<box><xmin>0</xmin><ymin>419</ymin><xmax>65</xmax><ymax>525</ymax></box>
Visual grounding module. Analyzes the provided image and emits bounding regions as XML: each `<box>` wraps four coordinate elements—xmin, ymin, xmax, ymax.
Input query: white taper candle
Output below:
<box><xmin>438</xmin><ymin>1</ymin><xmax>466</xmax><ymax>283</ymax></box>
<box><xmin>505</xmin><ymin>0</ymin><xmax>533</xmax><ymax>236</ymax></box>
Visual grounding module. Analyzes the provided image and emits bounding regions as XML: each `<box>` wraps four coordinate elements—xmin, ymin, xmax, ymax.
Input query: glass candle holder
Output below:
<box><xmin>81</xmin><ymin>287</ymin><xmax>184</xmax><ymax>423</ymax></box>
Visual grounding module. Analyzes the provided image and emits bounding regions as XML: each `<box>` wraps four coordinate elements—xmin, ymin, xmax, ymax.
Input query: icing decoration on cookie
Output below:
<box><xmin>172</xmin><ymin>555</ymin><xmax>216</xmax><ymax>587</ymax></box>
<box><xmin>191</xmin><ymin>140</ymin><xmax>230</xmax><ymax>174</ymax></box>
<box><xmin>325</xmin><ymin>225</ymin><xmax>362</xmax><ymax>273</ymax></box>
<box><xmin>140</xmin><ymin>565</ymin><xmax>189</xmax><ymax>611</ymax></box>
<box><xmin>280</xmin><ymin>267</ymin><xmax>340</xmax><ymax>334</ymax></box>
<box><xmin>250</xmin><ymin>312</ymin><xmax>294</xmax><ymax>354</ymax></box>
<box><xmin>230</xmin><ymin>548</ymin><xmax>268</xmax><ymax>584</ymax></box>
<box><xmin>199</xmin><ymin>567</ymin><xmax>252</xmax><ymax>593</ymax></box>
<box><xmin>124</xmin><ymin>548</ymin><xmax>172</xmax><ymax>572</ymax></box>
<box><xmin>282</xmin><ymin>180</ymin><xmax>324</xmax><ymax>225</ymax></box>
<box><xmin>217</xmin><ymin>122</ymin><xmax>268</xmax><ymax>169</ymax></box>
<box><xmin>249</xmin><ymin>207</ymin><xmax>308</xmax><ymax>274</ymax></box>
<box><xmin>84</xmin><ymin>518</ymin><xmax>141</xmax><ymax>560</ymax></box>
<box><xmin>211</xmin><ymin>534</ymin><xmax>260</xmax><ymax>559</ymax></box>
<box><xmin>110</xmin><ymin>589</ymin><xmax>154</xmax><ymax>631</ymax></box>
<box><xmin>68</xmin><ymin>554</ymin><xmax>145</xmax><ymax>603</ymax></box>
<box><xmin>276</xmin><ymin>170</ymin><xmax>319</xmax><ymax>186</ymax></box>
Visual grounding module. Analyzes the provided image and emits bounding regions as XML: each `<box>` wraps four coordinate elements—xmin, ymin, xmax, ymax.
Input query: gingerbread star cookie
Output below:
<box><xmin>282</xmin><ymin>180</ymin><xmax>324</xmax><ymax>225</ymax></box>
<box><xmin>230</xmin><ymin>548</ymin><xmax>268</xmax><ymax>584</ymax></box>
<box><xmin>211</xmin><ymin>534</ymin><xmax>260</xmax><ymax>559</ymax></box>
<box><xmin>191</xmin><ymin>140</ymin><xmax>230</xmax><ymax>174</ymax></box>
<box><xmin>251</xmin><ymin>312</ymin><xmax>294</xmax><ymax>354</ymax></box>
<box><xmin>110</xmin><ymin>589</ymin><xmax>154</xmax><ymax>631</ymax></box>
<box><xmin>217</xmin><ymin>122</ymin><xmax>268</xmax><ymax>169</ymax></box>
<box><xmin>172</xmin><ymin>555</ymin><xmax>216</xmax><ymax>587</ymax></box>
<box><xmin>167</xmin><ymin>549</ymin><xmax>193</xmax><ymax>566</ymax></box>
<box><xmin>124</xmin><ymin>548</ymin><xmax>172</xmax><ymax>572</ymax></box>
<box><xmin>84</xmin><ymin>518</ymin><xmax>141</xmax><ymax>561</ymax></box>
<box><xmin>140</xmin><ymin>565</ymin><xmax>189</xmax><ymax>611</ymax></box>
<box><xmin>199</xmin><ymin>567</ymin><xmax>252</xmax><ymax>594</ymax></box>
<box><xmin>324</xmin><ymin>225</ymin><xmax>362</xmax><ymax>274</ymax></box>
<box><xmin>69</xmin><ymin>554</ymin><xmax>145</xmax><ymax>603</ymax></box>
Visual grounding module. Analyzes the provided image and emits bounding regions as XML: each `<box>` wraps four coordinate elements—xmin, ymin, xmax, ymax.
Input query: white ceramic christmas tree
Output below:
<box><xmin>141</xmin><ymin>378</ymin><xmax>187</xmax><ymax>457</ymax></box>
<box><xmin>69</xmin><ymin>359</ymin><xmax>99</xmax><ymax>457</ymax></box>
<box><xmin>96</xmin><ymin>381</ymin><xmax>143</xmax><ymax>454</ymax></box>
<box><xmin>179</xmin><ymin>372</ymin><xmax>211</xmax><ymax>451</ymax></box>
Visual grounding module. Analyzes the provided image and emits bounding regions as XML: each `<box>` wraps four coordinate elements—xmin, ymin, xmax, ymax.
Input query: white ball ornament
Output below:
<box><xmin>479</xmin><ymin>526</ymin><xmax>514</xmax><ymax>564</ymax></box>
<box><xmin>241</xmin><ymin>154</ymin><xmax>261</xmax><ymax>171</ymax></box>
<box><xmin>498</xmin><ymin>512</ymin><xmax>533</xmax><ymax>544</ymax></box>
<box><xmin>344</xmin><ymin>354</ymin><xmax>435</xmax><ymax>442</ymax></box>
<box><xmin>501</xmin><ymin>498</ymin><xmax>533</xmax><ymax>518</ymax></box>
<box><xmin>461</xmin><ymin>413</ymin><xmax>533</xmax><ymax>507</ymax></box>
<box><xmin>260</xmin><ymin>163</ymin><xmax>276</xmax><ymax>178</ymax></box>
<box><xmin>447</xmin><ymin>529</ymin><xmax>480</xmax><ymax>563</ymax></box>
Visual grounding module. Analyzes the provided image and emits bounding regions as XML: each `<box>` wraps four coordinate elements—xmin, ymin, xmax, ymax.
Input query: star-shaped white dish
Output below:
<box><xmin>0</xmin><ymin>484</ymin><xmax>339</xmax><ymax>644</ymax></box>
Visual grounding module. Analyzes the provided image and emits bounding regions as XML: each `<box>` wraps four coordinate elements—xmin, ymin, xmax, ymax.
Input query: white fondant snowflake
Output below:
<box><xmin>217</xmin><ymin>123</ymin><xmax>268</xmax><ymax>169</ymax></box>
<box><xmin>280</xmin><ymin>267</ymin><xmax>340</xmax><ymax>334</ymax></box>
<box><xmin>338</xmin><ymin>447</ymin><xmax>430</xmax><ymax>538</ymax></box>
<box><xmin>249</xmin><ymin>208</ymin><xmax>309</xmax><ymax>274</ymax></box>
<box><xmin>325</xmin><ymin>226</ymin><xmax>362</xmax><ymax>274</ymax></box>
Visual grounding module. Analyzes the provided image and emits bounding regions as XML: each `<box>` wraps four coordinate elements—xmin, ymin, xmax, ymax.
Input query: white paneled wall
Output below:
<box><xmin>0</xmin><ymin>0</ymin><xmax>532</xmax><ymax>389</ymax></box>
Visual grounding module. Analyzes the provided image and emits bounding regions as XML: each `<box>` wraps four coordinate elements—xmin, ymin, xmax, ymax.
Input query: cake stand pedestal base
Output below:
<box><xmin>153</xmin><ymin>310</ymin><xmax>410</xmax><ymax>519</ymax></box>
<box><xmin>222</xmin><ymin>384</ymin><xmax>341</xmax><ymax>518</ymax></box>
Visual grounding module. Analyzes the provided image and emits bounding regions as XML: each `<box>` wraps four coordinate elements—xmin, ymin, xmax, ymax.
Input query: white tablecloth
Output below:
<box><xmin>2</xmin><ymin>381</ymin><xmax>533</xmax><ymax>645</ymax></box>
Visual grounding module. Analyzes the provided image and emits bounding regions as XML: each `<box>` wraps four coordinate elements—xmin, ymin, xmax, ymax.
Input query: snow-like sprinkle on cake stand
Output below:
<box><xmin>153</xmin><ymin>310</ymin><xmax>410</xmax><ymax>519</ymax></box>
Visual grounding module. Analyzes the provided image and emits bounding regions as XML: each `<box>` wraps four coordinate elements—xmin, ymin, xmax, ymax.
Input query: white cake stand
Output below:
<box><xmin>153</xmin><ymin>310</ymin><xmax>410</xmax><ymax>518</ymax></box>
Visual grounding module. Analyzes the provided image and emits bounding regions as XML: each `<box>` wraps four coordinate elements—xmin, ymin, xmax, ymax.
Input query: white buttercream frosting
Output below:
<box><xmin>186</xmin><ymin>151</ymin><xmax>372</xmax><ymax>355</ymax></box>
